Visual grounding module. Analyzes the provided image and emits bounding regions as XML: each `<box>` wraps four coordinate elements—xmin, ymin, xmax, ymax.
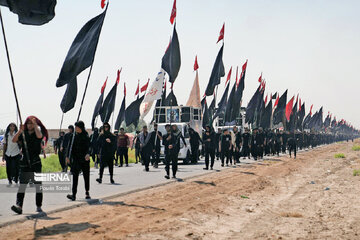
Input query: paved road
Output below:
<box><xmin>0</xmin><ymin>151</ymin><xmax>302</xmax><ymax>226</ymax></box>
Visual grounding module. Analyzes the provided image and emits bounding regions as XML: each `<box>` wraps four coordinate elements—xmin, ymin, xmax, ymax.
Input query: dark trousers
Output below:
<box><xmin>5</xmin><ymin>154</ymin><xmax>20</xmax><ymax>183</ymax></box>
<box><xmin>233</xmin><ymin>148</ymin><xmax>240</xmax><ymax>163</ymax></box>
<box><xmin>274</xmin><ymin>142</ymin><xmax>281</xmax><ymax>156</ymax></box>
<box><xmin>117</xmin><ymin>147</ymin><xmax>128</xmax><ymax>166</ymax></box>
<box><xmin>221</xmin><ymin>149</ymin><xmax>232</xmax><ymax>165</ymax></box>
<box><xmin>141</xmin><ymin>149</ymin><xmax>151</xmax><ymax>170</ymax></box>
<box><xmin>16</xmin><ymin>165</ymin><xmax>42</xmax><ymax>208</ymax></box>
<box><xmin>215</xmin><ymin>145</ymin><xmax>220</xmax><ymax>159</ymax></box>
<box><xmin>204</xmin><ymin>148</ymin><xmax>215</xmax><ymax>169</ymax></box>
<box><xmin>165</xmin><ymin>151</ymin><xmax>178</xmax><ymax>176</ymax></box>
<box><xmin>282</xmin><ymin>144</ymin><xmax>287</xmax><ymax>153</ymax></box>
<box><xmin>91</xmin><ymin>153</ymin><xmax>99</xmax><ymax>164</ymax></box>
<box><xmin>242</xmin><ymin>145</ymin><xmax>250</xmax><ymax>158</ymax></box>
<box><xmin>258</xmin><ymin>145</ymin><xmax>264</xmax><ymax>158</ymax></box>
<box><xmin>151</xmin><ymin>148</ymin><xmax>160</xmax><ymax>166</ymax></box>
<box><xmin>99</xmin><ymin>156</ymin><xmax>114</xmax><ymax>179</ymax></box>
<box><xmin>58</xmin><ymin>151</ymin><xmax>66</xmax><ymax>171</ymax></box>
<box><xmin>251</xmin><ymin>145</ymin><xmax>258</xmax><ymax>160</ymax></box>
<box><xmin>190</xmin><ymin>144</ymin><xmax>199</xmax><ymax>162</ymax></box>
<box><xmin>289</xmin><ymin>144</ymin><xmax>297</xmax><ymax>158</ymax></box>
<box><xmin>72</xmin><ymin>160</ymin><xmax>90</xmax><ymax>196</ymax></box>
<box><xmin>135</xmin><ymin>147</ymin><xmax>141</xmax><ymax>163</ymax></box>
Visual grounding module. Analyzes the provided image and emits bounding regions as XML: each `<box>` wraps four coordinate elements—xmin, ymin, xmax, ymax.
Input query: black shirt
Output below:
<box><xmin>221</xmin><ymin>134</ymin><xmax>232</xmax><ymax>149</ymax></box>
<box><xmin>242</xmin><ymin>132</ymin><xmax>251</xmax><ymax>146</ymax></box>
<box><xmin>18</xmin><ymin>131</ymin><xmax>42</xmax><ymax>168</ymax></box>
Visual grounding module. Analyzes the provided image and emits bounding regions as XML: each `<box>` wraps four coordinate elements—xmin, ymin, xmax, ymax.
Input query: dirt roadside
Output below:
<box><xmin>2</xmin><ymin>140</ymin><xmax>360</xmax><ymax>240</ymax></box>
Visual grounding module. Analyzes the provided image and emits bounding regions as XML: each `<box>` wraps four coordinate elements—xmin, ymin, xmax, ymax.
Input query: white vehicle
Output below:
<box><xmin>152</xmin><ymin>105</ymin><xmax>202</xmax><ymax>164</ymax></box>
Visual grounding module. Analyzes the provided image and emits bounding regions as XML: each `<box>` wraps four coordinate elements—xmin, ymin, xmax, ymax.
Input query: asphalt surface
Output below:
<box><xmin>0</xmin><ymin>154</ymin><xmax>285</xmax><ymax>226</ymax></box>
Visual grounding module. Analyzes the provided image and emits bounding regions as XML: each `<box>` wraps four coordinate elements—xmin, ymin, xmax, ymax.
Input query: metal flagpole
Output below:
<box><xmin>0</xmin><ymin>8</ymin><xmax>31</xmax><ymax>166</ymax></box>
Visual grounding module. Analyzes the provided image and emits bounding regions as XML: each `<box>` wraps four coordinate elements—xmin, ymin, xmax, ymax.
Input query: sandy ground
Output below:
<box><xmin>2</xmin><ymin>140</ymin><xmax>360</xmax><ymax>240</ymax></box>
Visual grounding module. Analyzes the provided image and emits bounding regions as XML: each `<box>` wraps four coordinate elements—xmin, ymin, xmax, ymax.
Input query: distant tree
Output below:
<box><xmin>0</xmin><ymin>129</ymin><xmax>4</xmax><ymax>135</ymax></box>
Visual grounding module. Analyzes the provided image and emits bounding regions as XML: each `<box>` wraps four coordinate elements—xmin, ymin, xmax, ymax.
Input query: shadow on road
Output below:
<box><xmin>193</xmin><ymin>181</ymin><xmax>216</xmax><ymax>186</ymax></box>
<box><xmin>87</xmin><ymin>200</ymin><xmax>166</xmax><ymax>211</ymax></box>
<box><xmin>33</xmin><ymin>222</ymin><xmax>99</xmax><ymax>239</ymax></box>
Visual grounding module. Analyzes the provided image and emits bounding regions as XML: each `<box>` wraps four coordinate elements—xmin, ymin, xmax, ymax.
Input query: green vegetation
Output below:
<box><xmin>0</xmin><ymin>149</ymin><xmax>137</xmax><ymax>179</ymax></box>
<box><xmin>353</xmin><ymin>169</ymin><xmax>360</xmax><ymax>176</ymax></box>
<box><xmin>352</xmin><ymin>145</ymin><xmax>360</xmax><ymax>151</ymax></box>
<box><xmin>334</xmin><ymin>153</ymin><xmax>346</xmax><ymax>159</ymax></box>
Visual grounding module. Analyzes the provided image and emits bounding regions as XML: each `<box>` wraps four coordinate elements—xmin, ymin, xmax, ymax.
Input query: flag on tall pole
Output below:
<box><xmin>169</xmin><ymin>0</ymin><xmax>176</xmax><ymax>24</ymax></box>
<box><xmin>135</xmin><ymin>80</ymin><xmax>140</xmax><ymax>97</ymax></box>
<box><xmin>141</xmin><ymin>78</ymin><xmax>150</xmax><ymax>93</ymax></box>
<box><xmin>205</xmin><ymin>44</ymin><xmax>225</xmax><ymax>96</ymax></box>
<box><xmin>161</xmin><ymin>24</ymin><xmax>181</xmax><ymax>83</ymax></box>
<box><xmin>273</xmin><ymin>90</ymin><xmax>287</xmax><ymax>125</ymax></box>
<box><xmin>217</xmin><ymin>23</ymin><xmax>225</xmax><ymax>43</ymax></box>
<box><xmin>140</xmin><ymin>70</ymin><xmax>166</xmax><ymax>118</ymax></box>
<box><xmin>114</xmin><ymin>83</ymin><xmax>126</xmax><ymax>130</ymax></box>
<box><xmin>225</xmin><ymin>67</ymin><xmax>232</xmax><ymax>86</ymax></box>
<box><xmin>194</xmin><ymin>55</ymin><xmax>199</xmax><ymax>71</ymax></box>
<box><xmin>0</xmin><ymin>0</ymin><xmax>57</xmax><ymax>25</ymax></box>
<box><xmin>56</xmin><ymin>6</ymin><xmax>108</xmax><ymax>87</ymax></box>
<box><xmin>99</xmin><ymin>69</ymin><xmax>121</xmax><ymax>123</ymax></box>
<box><xmin>285</xmin><ymin>96</ymin><xmax>295</xmax><ymax>121</ymax></box>
<box><xmin>91</xmin><ymin>77</ymin><xmax>107</xmax><ymax>129</ymax></box>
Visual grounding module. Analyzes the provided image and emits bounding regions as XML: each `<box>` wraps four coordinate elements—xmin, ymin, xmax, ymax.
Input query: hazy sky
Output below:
<box><xmin>0</xmin><ymin>0</ymin><xmax>359</xmax><ymax>130</ymax></box>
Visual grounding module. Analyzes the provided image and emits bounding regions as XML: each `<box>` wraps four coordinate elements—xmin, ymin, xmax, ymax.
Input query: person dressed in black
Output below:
<box><xmin>215</xmin><ymin>128</ymin><xmax>222</xmax><ymax>160</ymax></box>
<box><xmin>242</xmin><ymin>128</ymin><xmax>251</xmax><ymax>159</ymax></box>
<box><xmin>287</xmin><ymin>132</ymin><xmax>297</xmax><ymax>159</ymax></box>
<box><xmin>220</xmin><ymin>129</ymin><xmax>232</xmax><ymax>166</ymax></box>
<box><xmin>150</xmin><ymin>123</ymin><xmax>163</xmax><ymax>168</ymax></box>
<box><xmin>139</xmin><ymin>125</ymin><xmax>153</xmax><ymax>172</ymax></box>
<box><xmin>281</xmin><ymin>130</ymin><xmax>288</xmax><ymax>153</ymax></box>
<box><xmin>89</xmin><ymin>128</ymin><xmax>100</xmax><ymax>169</ymax></box>
<box><xmin>96</xmin><ymin>123</ymin><xmax>116</xmax><ymax>184</ymax></box>
<box><xmin>232</xmin><ymin>126</ymin><xmax>241</xmax><ymax>164</ymax></box>
<box><xmin>189</xmin><ymin>128</ymin><xmax>202</xmax><ymax>163</ymax></box>
<box><xmin>163</xmin><ymin>124</ymin><xmax>177</xmax><ymax>179</ymax></box>
<box><xmin>2</xmin><ymin>123</ymin><xmax>21</xmax><ymax>185</ymax></box>
<box><xmin>66</xmin><ymin>121</ymin><xmax>91</xmax><ymax>201</ymax></box>
<box><xmin>274</xmin><ymin>129</ymin><xmax>282</xmax><ymax>156</ymax></box>
<box><xmin>54</xmin><ymin>131</ymin><xmax>66</xmax><ymax>172</ymax></box>
<box><xmin>202</xmin><ymin>125</ymin><xmax>216</xmax><ymax>170</ymax></box>
<box><xmin>257</xmin><ymin>128</ymin><xmax>265</xmax><ymax>159</ymax></box>
<box><xmin>251</xmin><ymin>128</ymin><xmax>259</xmax><ymax>160</ymax></box>
<box><xmin>61</xmin><ymin>125</ymin><xmax>74</xmax><ymax>172</ymax></box>
<box><xmin>11</xmin><ymin>116</ymin><xmax>48</xmax><ymax>214</ymax></box>
<box><xmin>132</xmin><ymin>131</ymin><xmax>141</xmax><ymax>164</ymax></box>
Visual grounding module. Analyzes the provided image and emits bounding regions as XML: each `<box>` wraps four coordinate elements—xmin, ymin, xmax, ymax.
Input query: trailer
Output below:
<box><xmin>152</xmin><ymin>105</ymin><xmax>202</xmax><ymax>164</ymax></box>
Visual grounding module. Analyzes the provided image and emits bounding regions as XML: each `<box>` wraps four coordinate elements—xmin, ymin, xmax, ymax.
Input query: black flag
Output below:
<box><xmin>161</xmin><ymin>25</ymin><xmax>181</xmax><ymax>83</ymax></box>
<box><xmin>245</xmin><ymin>86</ymin><xmax>261</xmax><ymax>124</ymax></box>
<box><xmin>125</xmin><ymin>95</ymin><xmax>144</xmax><ymax>127</ymax></box>
<box><xmin>202</xmin><ymin>98</ymin><xmax>210</xmax><ymax>128</ymax></box>
<box><xmin>213</xmin><ymin>83</ymin><xmax>229</xmax><ymax>119</ymax></box>
<box><xmin>0</xmin><ymin>0</ymin><xmax>56</xmax><ymax>25</ymax></box>
<box><xmin>60</xmin><ymin>79</ymin><xmax>77</xmax><ymax>113</ymax></box>
<box><xmin>163</xmin><ymin>90</ymin><xmax>178</xmax><ymax>106</ymax></box>
<box><xmin>208</xmin><ymin>97</ymin><xmax>216</xmax><ymax>120</ymax></box>
<box><xmin>260</xmin><ymin>101</ymin><xmax>272</xmax><ymax>129</ymax></box>
<box><xmin>99</xmin><ymin>82</ymin><xmax>118</xmax><ymax>123</ymax></box>
<box><xmin>297</xmin><ymin>103</ymin><xmax>305</xmax><ymax>130</ymax></box>
<box><xmin>231</xmin><ymin>68</ymin><xmax>246</xmax><ymax>121</ymax></box>
<box><xmin>205</xmin><ymin>44</ymin><xmax>225</xmax><ymax>96</ymax></box>
<box><xmin>114</xmin><ymin>96</ymin><xmax>126</xmax><ymax>130</ymax></box>
<box><xmin>273</xmin><ymin>90</ymin><xmax>288</xmax><ymax>125</ymax></box>
<box><xmin>224</xmin><ymin>81</ymin><xmax>236</xmax><ymax>124</ymax></box>
<box><xmin>56</xmin><ymin>7</ymin><xmax>107</xmax><ymax>87</ymax></box>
